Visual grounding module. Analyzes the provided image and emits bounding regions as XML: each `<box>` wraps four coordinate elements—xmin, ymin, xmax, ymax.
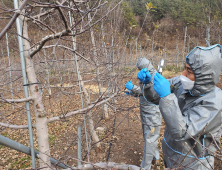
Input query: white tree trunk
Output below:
<box><xmin>68</xmin><ymin>5</ymin><xmax>100</xmax><ymax>148</ymax></box>
<box><xmin>79</xmin><ymin>74</ymin><xmax>101</xmax><ymax>148</ymax></box>
<box><xmin>88</xmin><ymin>10</ymin><xmax>109</xmax><ymax>119</ymax></box>
<box><xmin>20</xmin><ymin>3</ymin><xmax>51</xmax><ymax>168</ymax></box>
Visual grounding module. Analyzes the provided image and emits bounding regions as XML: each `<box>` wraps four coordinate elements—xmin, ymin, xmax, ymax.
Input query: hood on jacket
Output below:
<box><xmin>185</xmin><ymin>44</ymin><xmax>222</xmax><ymax>96</ymax></box>
<box><xmin>136</xmin><ymin>57</ymin><xmax>156</xmax><ymax>74</ymax></box>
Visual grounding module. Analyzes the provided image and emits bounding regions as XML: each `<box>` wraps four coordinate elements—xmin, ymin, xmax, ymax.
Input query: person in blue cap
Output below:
<box><xmin>125</xmin><ymin>57</ymin><xmax>162</xmax><ymax>169</ymax></box>
<box><xmin>137</xmin><ymin>44</ymin><xmax>222</xmax><ymax>169</ymax></box>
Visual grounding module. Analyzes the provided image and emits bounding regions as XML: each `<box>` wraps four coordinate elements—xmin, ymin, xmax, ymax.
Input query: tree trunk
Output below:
<box><xmin>182</xmin><ymin>26</ymin><xmax>187</xmax><ymax>69</ymax></box>
<box><xmin>68</xmin><ymin>7</ymin><xmax>99</xmax><ymax>148</ymax></box>
<box><xmin>88</xmin><ymin>9</ymin><xmax>109</xmax><ymax>119</ymax></box>
<box><xmin>79</xmin><ymin>74</ymin><xmax>101</xmax><ymax>148</ymax></box>
<box><xmin>20</xmin><ymin>5</ymin><xmax>51</xmax><ymax>169</ymax></box>
<box><xmin>43</xmin><ymin>49</ymin><xmax>52</xmax><ymax>95</ymax></box>
<box><xmin>206</xmin><ymin>26</ymin><xmax>210</xmax><ymax>46</ymax></box>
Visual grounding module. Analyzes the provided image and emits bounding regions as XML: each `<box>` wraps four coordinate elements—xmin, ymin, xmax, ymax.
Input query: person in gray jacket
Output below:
<box><xmin>137</xmin><ymin>44</ymin><xmax>222</xmax><ymax>169</ymax></box>
<box><xmin>125</xmin><ymin>57</ymin><xmax>162</xmax><ymax>169</ymax></box>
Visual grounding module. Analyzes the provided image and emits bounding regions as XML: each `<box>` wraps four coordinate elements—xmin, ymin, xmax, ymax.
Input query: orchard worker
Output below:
<box><xmin>125</xmin><ymin>57</ymin><xmax>162</xmax><ymax>169</ymax></box>
<box><xmin>137</xmin><ymin>44</ymin><xmax>222</xmax><ymax>169</ymax></box>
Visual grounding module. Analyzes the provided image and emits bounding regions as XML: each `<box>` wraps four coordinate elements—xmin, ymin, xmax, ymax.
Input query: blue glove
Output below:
<box><xmin>153</xmin><ymin>73</ymin><xmax>171</xmax><ymax>98</ymax></box>
<box><xmin>125</xmin><ymin>81</ymin><xmax>134</xmax><ymax>90</ymax></box>
<box><xmin>125</xmin><ymin>90</ymin><xmax>133</xmax><ymax>95</ymax></box>
<box><xmin>137</xmin><ymin>68</ymin><xmax>151</xmax><ymax>83</ymax></box>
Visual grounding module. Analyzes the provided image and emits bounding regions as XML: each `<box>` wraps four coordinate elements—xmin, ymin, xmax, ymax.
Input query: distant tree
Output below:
<box><xmin>130</xmin><ymin>0</ymin><xmax>147</xmax><ymax>17</ymax></box>
<box><xmin>199</xmin><ymin>0</ymin><xmax>222</xmax><ymax>44</ymax></box>
<box><xmin>149</xmin><ymin>0</ymin><xmax>169</xmax><ymax>21</ymax></box>
<box><xmin>122</xmin><ymin>1</ymin><xmax>137</xmax><ymax>26</ymax></box>
<box><xmin>145</xmin><ymin>0</ymin><xmax>222</xmax><ymax>25</ymax></box>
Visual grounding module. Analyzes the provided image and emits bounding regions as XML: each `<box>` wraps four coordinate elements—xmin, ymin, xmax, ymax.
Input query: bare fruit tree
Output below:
<box><xmin>0</xmin><ymin>0</ymin><xmax>127</xmax><ymax>169</ymax></box>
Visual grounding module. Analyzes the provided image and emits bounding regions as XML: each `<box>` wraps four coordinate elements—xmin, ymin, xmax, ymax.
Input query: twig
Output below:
<box><xmin>177</xmin><ymin>123</ymin><xmax>208</xmax><ymax>168</ymax></box>
<box><xmin>182</xmin><ymin>142</ymin><xmax>210</xmax><ymax>170</ymax></box>
<box><xmin>70</xmin><ymin>0</ymin><xmax>100</xmax><ymax>30</ymax></box>
<box><xmin>91</xmin><ymin>110</ymin><xmax>130</xmax><ymax>146</ymax></box>
<box><xmin>56</xmin><ymin>1</ymin><xmax>69</xmax><ymax>30</ymax></box>
<box><xmin>0</xmin><ymin>96</ymin><xmax>34</xmax><ymax>103</ymax></box>
<box><xmin>42</xmin><ymin>45</ymin><xmax>92</xmax><ymax>64</ymax></box>
<box><xmin>179</xmin><ymin>124</ymin><xmax>221</xmax><ymax>157</ymax></box>
<box><xmin>172</xmin><ymin>143</ymin><xmax>186</xmax><ymax>168</ymax></box>
<box><xmin>47</xmin><ymin>92</ymin><xmax>118</xmax><ymax>123</ymax></box>
<box><xmin>72</xmin><ymin>0</ymin><xmax>123</xmax><ymax>35</ymax></box>
<box><xmin>178</xmin><ymin>123</ymin><xmax>222</xmax><ymax>168</ymax></box>
<box><xmin>0</xmin><ymin>0</ymin><xmax>29</xmax><ymax>40</ymax></box>
<box><xmin>30</xmin><ymin>29</ymin><xmax>71</xmax><ymax>58</ymax></box>
<box><xmin>27</xmin><ymin>16</ymin><xmax>56</xmax><ymax>34</ymax></box>
<box><xmin>206</xmin><ymin>156</ymin><xmax>214</xmax><ymax>170</ymax></box>
<box><xmin>0</xmin><ymin>122</ymin><xmax>35</xmax><ymax>129</ymax></box>
<box><xmin>209</xmin><ymin>132</ymin><xmax>222</xmax><ymax>155</ymax></box>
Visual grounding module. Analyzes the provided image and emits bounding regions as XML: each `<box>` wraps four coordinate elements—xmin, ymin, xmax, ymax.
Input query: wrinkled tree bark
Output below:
<box><xmin>19</xmin><ymin>1</ymin><xmax>51</xmax><ymax>168</ymax></box>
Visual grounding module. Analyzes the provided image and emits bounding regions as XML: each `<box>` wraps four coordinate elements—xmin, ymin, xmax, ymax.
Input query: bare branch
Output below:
<box><xmin>0</xmin><ymin>96</ymin><xmax>34</xmax><ymax>103</ymax></box>
<box><xmin>0</xmin><ymin>122</ymin><xmax>35</xmax><ymax>129</ymax></box>
<box><xmin>26</xmin><ymin>8</ymin><xmax>55</xmax><ymax>21</ymax></box>
<box><xmin>0</xmin><ymin>0</ymin><xmax>29</xmax><ymax>40</ymax></box>
<box><xmin>177</xmin><ymin>123</ymin><xmax>208</xmax><ymax>168</ymax></box>
<box><xmin>43</xmin><ymin>44</ymin><xmax>92</xmax><ymax>64</ymax></box>
<box><xmin>210</xmin><ymin>132</ymin><xmax>222</xmax><ymax>155</ymax></box>
<box><xmin>27</xmin><ymin>16</ymin><xmax>56</xmax><ymax>34</ymax></box>
<box><xmin>56</xmin><ymin>1</ymin><xmax>69</xmax><ymax>30</ymax></box>
<box><xmin>183</xmin><ymin>142</ymin><xmax>210</xmax><ymax>170</ymax></box>
<box><xmin>26</xmin><ymin>0</ymin><xmax>70</xmax><ymax>21</ymax></box>
<box><xmin>30</xmin><ymin>0</ymin><xmax>78</xmax><ymax>11</ymax></box>
<box><xmin>72</xmin><ymin>0</ymin><xmax>123</xmax><ymax>35</ymax></box>
<box><xmin>30</xmin><ymin>29</ymin><xmax>71</xmax><ymax>57</ymax></box>
<box><xmin>47</xmin><ymin>92</ymin><xmax>118</xmax><ymax>123</ymax></box>
<box><xmin>178</xmin><ymin>123</ymin><xmax>221</xmax><ymax>156</ymax></box>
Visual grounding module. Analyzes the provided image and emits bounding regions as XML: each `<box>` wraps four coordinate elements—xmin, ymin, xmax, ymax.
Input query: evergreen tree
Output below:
<box><xmin>122</xmin><ymin>1</ymin><xmax>137</xmax><ymax>26</ymax></box>
<box><xmin>126</xmin><ymin>0</ymin><xmax>222</xmax><ymax>25</ymax></box>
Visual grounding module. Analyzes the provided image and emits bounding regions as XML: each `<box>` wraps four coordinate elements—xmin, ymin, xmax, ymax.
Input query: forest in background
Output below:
<box><xmin>2</xmin><ymin>0</ymin><xmax>222</xmax><ymax>51</ymax></box>
<box><xmin>120</xmin><ymin>0</ymin><xmax>222</xmax><ymax>48</ymax></box>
